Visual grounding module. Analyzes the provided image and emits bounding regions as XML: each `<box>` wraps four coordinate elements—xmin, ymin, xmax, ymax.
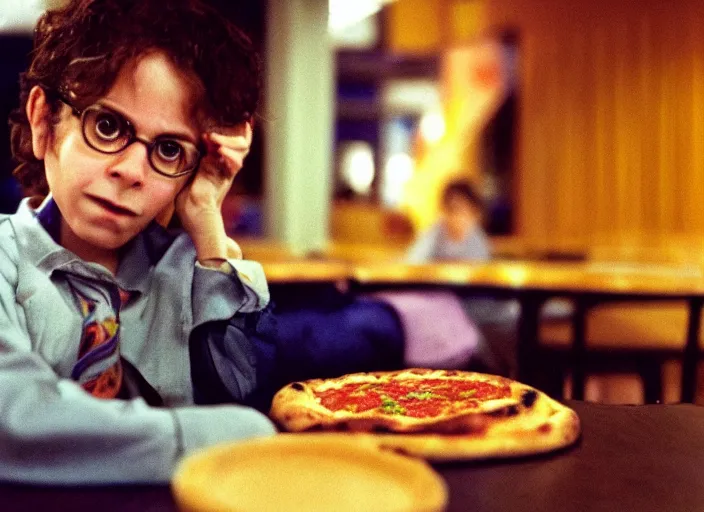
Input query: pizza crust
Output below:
<box><xmin>365</xmin><ymin>398</ymin><xmax>581</xmax><ymax>461</ymax></box>
<box><xmin>270</xmin><ymin>369</ymin><xmax>581</xmax><ymax>461</ymax></box>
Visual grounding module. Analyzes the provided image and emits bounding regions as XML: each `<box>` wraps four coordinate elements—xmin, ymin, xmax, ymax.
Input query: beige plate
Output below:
<box><xmin>172</xmin><ymin>433</ymin><xmax>447</xmax><ymax>512</ymax></box>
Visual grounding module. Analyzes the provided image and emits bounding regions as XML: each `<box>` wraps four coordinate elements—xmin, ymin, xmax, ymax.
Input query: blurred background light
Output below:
<box><xmin>340</xmin><ymin>141</ymin><xmax>376</xmax><ymax>196</ymax></box>
<box><xmin>0</xmin><ymin>0</ymin><xmax>44</xmax><ymax>33</ymax></box>
<box><xmin>381</xmin><ymin>153</ymin><xmax>414</xmax><ymax>207</ymax></box>
<box><xmin>419</xmin><ymin>110</ymin><xmax>445</xmax><ymax>144</ymax></box>
<box><xmin>382</xmin><ymin>79</ymin><xmax>441</xmax><ymax>115</ymax></box>
<box><xmin>328</xmin><ymin>0</ymin><xmax>396</xmax><ymax>31</ymax></box>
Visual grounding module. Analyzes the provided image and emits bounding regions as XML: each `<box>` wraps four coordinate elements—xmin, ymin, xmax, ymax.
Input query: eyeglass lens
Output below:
<box><xmin>81</xmin><ymin>106</ymin><xmax>200</xmax><ymax>176</ymax></box>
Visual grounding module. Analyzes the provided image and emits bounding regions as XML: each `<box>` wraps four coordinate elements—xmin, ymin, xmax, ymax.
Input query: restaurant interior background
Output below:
<box><xmin>2</xmin><ymin>0</ymin><xmax>704</xmax><ymax>404</ymax></box>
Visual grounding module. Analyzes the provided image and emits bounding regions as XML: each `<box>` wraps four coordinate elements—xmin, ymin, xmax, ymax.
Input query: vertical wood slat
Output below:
<box><xmin>613</xmin><ymin>20</ymin><xmax>629</xmax><ymax>237</ymax></box>
<box><xmin>661</xmin><ymin>10</ymin><xmax>673</xmax><ymax>238</ymax></box>
<box><xmin>487</xmin><ymin>0</ymin><xmax>704</xmax><ymax>255</ymax></box>
<box><xmin>635</xmin><ymin>16</ymin><xmax>655</xmax><ymax>240</ymax></box>
<box><xmin>593</xmin><ymin>23</ymin><xmax>610</xmax><ymax>240</ymax></box>
<box><xmin>561</xmin><ymin>27</ymin><xmax>577</xmax><ymax>238</ymax></box>
<box><xmin>692</xmin><ymin>9</ymin><xmax>704</xmax><ymax>234</ymax></box>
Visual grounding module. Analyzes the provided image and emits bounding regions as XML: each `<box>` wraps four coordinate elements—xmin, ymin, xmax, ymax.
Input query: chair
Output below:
<box><xmin>539</xmin><ymin>301</ymin><xmax>704</xmax><ymax>403</ymax></box>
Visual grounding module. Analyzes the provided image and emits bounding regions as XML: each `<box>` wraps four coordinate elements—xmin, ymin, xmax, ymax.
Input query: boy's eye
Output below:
<box><xmin>93</xmin><ymin>112</ymin><xmax>123</xmax><ymax>141</ymax></box>
<box><xmin>155</xmin><ymin>140</ymin><xmax>184</xmax><ymax>162</ymax></box>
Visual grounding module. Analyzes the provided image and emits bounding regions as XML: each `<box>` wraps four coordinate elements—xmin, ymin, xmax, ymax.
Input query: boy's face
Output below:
<box><xmin>30</xmin><ymin>52</ymin><xmax>200</xmax><ymax>257</ymax></box>
<box><xmin>442</xmin><ymin>193</ymin><xmax>480</xmax><ymax>241</ymax></box>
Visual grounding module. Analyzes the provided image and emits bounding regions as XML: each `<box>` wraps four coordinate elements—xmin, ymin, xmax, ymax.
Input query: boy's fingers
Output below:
<box><xmin>208</xmin><ymin>134</ymin><xmax>251</xmax><ymax>153</ymax></box>
<box><xmin>208</xmin><ymin>122</ymin><xmax>253</xmax><ymax>147</ymax></box>
<box><xmin>226</xmin><ymin>237</ymin><xmax>243</xmax><ymax>260</ymax></box>
<box><xmin>217</xmin><ymin>146</ymin><xmax>249</xmax><ymax>174</ymax></box>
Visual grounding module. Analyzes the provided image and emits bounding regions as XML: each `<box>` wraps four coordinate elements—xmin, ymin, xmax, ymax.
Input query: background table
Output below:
<box><xmin>2</xmin><ymin>401</ymin><xmax>703</xmax><ymax>512</ymax></box>
<box><xmin>351</xmin><ymin>261</ymin><xmax>704</xmax><ymax>402</ymax></box>
<box><xmin>262</xmin><ymin>260</ymin><xmax>351</xmax><ymax>284</ymax></box>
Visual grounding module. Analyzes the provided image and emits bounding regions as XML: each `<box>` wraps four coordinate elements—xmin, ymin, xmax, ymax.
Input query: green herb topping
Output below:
<box><xmin>404</xmin><ymin>391</ymin><xmax>434</xmax><ymax>400</ymax></box>
<box><xmin>380</xmin><ymin>396</ymin><xmax>406</xmax><ymax>415</ymax></box>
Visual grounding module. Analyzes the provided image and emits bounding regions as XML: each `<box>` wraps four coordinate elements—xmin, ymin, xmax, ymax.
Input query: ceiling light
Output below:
<box><xmin>328</xmin><ymin>0</ymin><xmax>397</xmax><ymax>31</ymax></box>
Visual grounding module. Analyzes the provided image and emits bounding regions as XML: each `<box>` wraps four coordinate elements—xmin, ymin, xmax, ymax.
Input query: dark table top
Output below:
<box><xmin>440</xmin><ymin>401</ymin><xmax>704</xmax><ymax>512</ymax></box>
<box><xmin>2</xmin><ymin>401</ymin><xmax>704</xmax><ymax>512</ymax></box>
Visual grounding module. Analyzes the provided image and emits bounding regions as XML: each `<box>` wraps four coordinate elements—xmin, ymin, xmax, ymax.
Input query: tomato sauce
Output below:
<box><xmin>315</xmin><ymin>378</ymin><xmax>511</xmax><ymax>418</ymax></box>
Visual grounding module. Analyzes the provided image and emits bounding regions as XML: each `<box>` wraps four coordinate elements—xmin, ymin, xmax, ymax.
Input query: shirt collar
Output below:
<box><xmin>116</xmin><ymin>221</ymin><xmax>180</xmax><ymax>294</ymax></box>
<box><xmin>35</xmin><ymin>195</ymin><xmax>62</xmax><ymax>243</ymax></box>
<box><xmin>12</xmin><ymin>195</ymin><xmax>179</xmax><ymax>294</ymax></box>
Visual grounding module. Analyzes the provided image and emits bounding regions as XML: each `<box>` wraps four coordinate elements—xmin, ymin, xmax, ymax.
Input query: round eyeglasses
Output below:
<box><xmin>56</xmin><ymin>95</ymin><xmax>203</xmax><ymax>178</ymax></box>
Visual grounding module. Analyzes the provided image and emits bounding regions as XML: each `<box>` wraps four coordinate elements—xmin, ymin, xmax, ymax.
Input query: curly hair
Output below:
<box><xmin>9</xmin><ymin>0</ymin><xmax>261</xmax><ymax>197</ymax></box>
<box><xmin>442</xmin><ymin>180</ymin><xmax>484</xmax><ymax>211</ymax></box>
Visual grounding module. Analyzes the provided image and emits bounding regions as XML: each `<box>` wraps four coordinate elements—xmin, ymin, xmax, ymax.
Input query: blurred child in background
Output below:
<box><xmin>402</xmin><ymin>179</ymin><xmax>519</xmax><ymax>377</ymax></box>
<box><xmin>407</xmin><ymin>180</ymin><xmax>491</xmax><ymax>263</ymax></box>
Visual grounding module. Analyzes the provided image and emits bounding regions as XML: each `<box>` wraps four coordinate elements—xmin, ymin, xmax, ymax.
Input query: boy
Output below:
<box><xmin>404</xmin><ymin>180</ymin><xmax>517</xmax><ymax>375</ymax></box>
<box><xmin>406</xmin><ymin>180</ymin><xmax>491</xmax><ymax>263</ymax></box>
<box><xmin>1</xmin><ymin>0</ymin><xmax>276</xmax><ymax>484</ymax></box>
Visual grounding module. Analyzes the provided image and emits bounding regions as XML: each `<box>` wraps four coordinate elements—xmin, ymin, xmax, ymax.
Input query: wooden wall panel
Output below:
<box><xmin>386</xmin><ymin>0</ymin><xmax>444</xmax><ymax>54</ymax></box>
<box><xmin>486</xmin><ymin>0</ymin><xmax>704</xmax><ymax>258</ymax></box>
<box><xmin>386</xmin><ymin>0</ymin><xmax>486</xmax><ymax>53</ymax></box>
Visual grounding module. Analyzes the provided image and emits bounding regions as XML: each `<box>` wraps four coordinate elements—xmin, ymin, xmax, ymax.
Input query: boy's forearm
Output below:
<box><xmin>189</xmin><ymin>213</ymin><xmax>241</xmax><ymax>265</ymax></box>
<box><xmin>0</xmin><ymin>360</ymin><xmax>276</xmax><ymax>484</ymax></box>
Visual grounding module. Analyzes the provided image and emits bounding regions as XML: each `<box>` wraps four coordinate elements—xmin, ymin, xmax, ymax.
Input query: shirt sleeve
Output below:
<box><xmin>406</xmin><ymin>224</ymin><xmax>441</xmax><ymax>263</ymax></box>
<box><xmin>191</xmin><ymin>258</ymin><xmax>270</xmax><ymax>327</ymax></box>
<box><xmin>189</xmin><ymin>306</ymin><xmax>278</xmax><ymax>408</ymax></box>
<box><xmin>0</xmin><ymin>263</ymin><xmax>276</xmax><ymax>485</ymax></box>
<box><xmin>189</xmin><ymin>256</ymin><xmax>276</xmax><ymax>407</ymax></box>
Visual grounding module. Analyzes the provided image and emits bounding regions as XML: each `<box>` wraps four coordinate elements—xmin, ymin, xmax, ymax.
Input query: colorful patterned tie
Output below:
<box><xmin>68</xmin><ymin>279</ymin><xmax>127</xmax><ymax>399</ymax></box>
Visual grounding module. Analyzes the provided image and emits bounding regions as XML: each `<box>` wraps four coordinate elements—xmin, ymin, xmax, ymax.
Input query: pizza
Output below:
<box><xmin>269</xmin><ymin>368</ymin><xmax>581</xmax><ymax>461</ymax></box>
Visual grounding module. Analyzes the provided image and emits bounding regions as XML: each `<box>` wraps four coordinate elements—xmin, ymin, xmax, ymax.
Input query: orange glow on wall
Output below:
<box><xmin>402</xmin><ymin>40</ymin><xmax>507</xmax><ymax>231</ymax></box>
<box><xmin>450</xmin><ymin>1</ymin><xmax>485</xmax><ymax>43</ymax></box>
<box><xmin>386</xmin><ymin>0</ymin><xmax>443</xmax><ymax>54</ymax></box>
<box><xmin>485</xmin><ymin>0</ymin><xmax>704</xmax><ymax>256</ymax></box>
<box><xmin>386</xmin><ymin>0</ymin><xmax>487</xmax><ymax>54</ymax></box>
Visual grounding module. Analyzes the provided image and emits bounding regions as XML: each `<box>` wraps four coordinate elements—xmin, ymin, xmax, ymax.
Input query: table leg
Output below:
<box><xmin>517</xmin><ymin>292</ymin><xmax>545</xmax><ymax>388</ymax></box>
<box><xmin>681</xmin><ymin>298</ymin><xmax>703</xmax><ymax>403</ymax></box>
<box><xmin>571</xmin><ymin>298</ymin><xmax>588</xmax><ymax>401</ymax></box>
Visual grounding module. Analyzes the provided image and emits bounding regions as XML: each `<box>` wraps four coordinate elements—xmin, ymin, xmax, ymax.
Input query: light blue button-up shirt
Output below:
<box><xmin>0</xmin><ymin>197</ymin><xmax>276</xmax><ymax>484</ymax></box>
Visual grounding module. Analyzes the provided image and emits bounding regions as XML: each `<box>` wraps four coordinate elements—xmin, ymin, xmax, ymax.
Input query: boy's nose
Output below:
<box><xmin>106</xmin><ymin>142</ymin><xmax>151</xmax><ymax>186</ymax></box>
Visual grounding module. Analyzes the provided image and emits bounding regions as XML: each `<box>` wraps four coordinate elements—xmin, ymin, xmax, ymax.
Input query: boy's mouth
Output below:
<box><xmin>89</xmin><ymin>195</ymin><xmax>138</xmax><ymax>217</ymax></box>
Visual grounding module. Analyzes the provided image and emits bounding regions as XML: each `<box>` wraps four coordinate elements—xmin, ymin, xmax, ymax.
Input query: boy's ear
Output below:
<box><xmin>26</xmin><ymin>86</ymin><xmax>51</xmax><ymax>160</ymax></box>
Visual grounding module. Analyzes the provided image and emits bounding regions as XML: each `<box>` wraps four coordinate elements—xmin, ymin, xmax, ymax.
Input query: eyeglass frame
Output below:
<box><xmin>47</xmin><ymin>90</ymin><xmax>205</xmax><ymax>178</ymax></box>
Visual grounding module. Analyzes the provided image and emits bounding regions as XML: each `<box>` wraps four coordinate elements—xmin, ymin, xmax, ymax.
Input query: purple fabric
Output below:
<box><xmin>371</xmin><ymin>290</ymin><xmax>480</xmax><ymax>369</ymax></box>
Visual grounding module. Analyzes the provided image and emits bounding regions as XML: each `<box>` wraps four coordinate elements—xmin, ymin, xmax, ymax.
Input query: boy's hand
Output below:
<box><xmin>175</xmin><ymin>121</ymin><xmax>253</xmax><ymax>263</ymax></box>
